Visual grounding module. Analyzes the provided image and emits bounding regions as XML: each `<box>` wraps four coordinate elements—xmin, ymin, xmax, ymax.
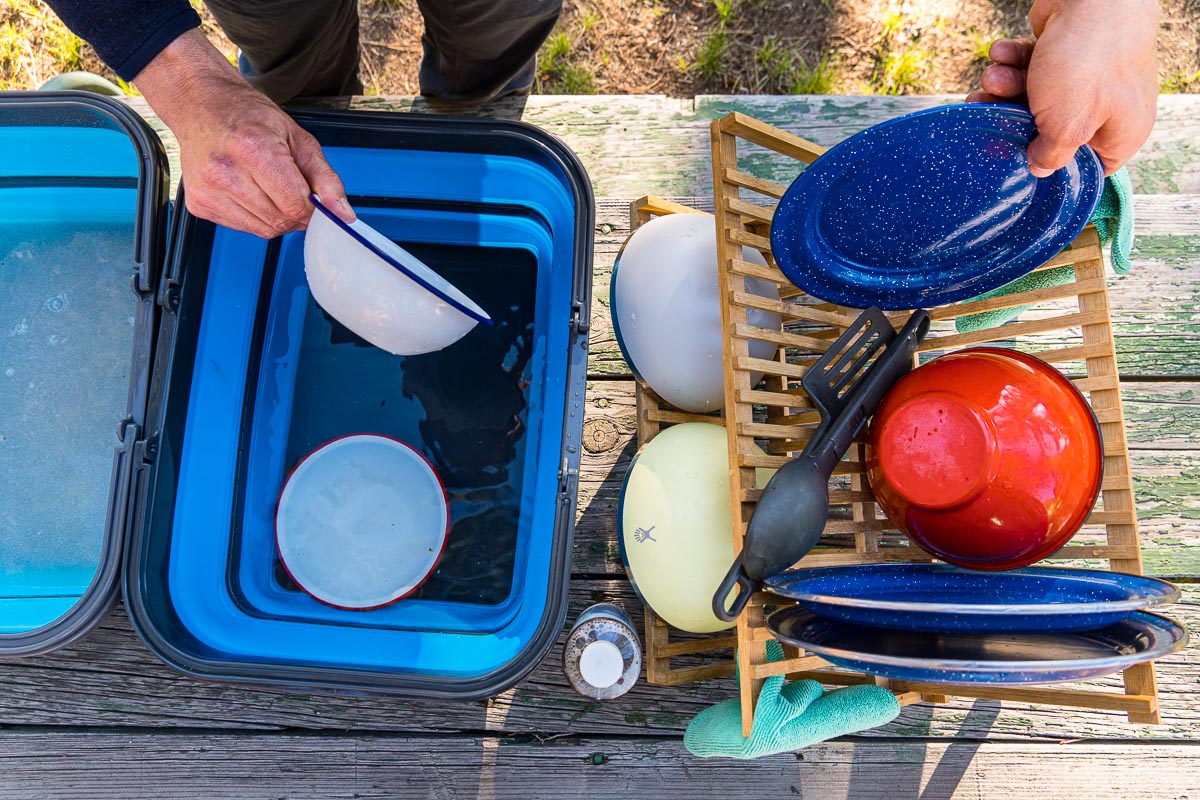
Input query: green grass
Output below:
<box><xmin>971</xmin><ymin>28</ymin><xmax>996</xmax><ymax>62</ymax></box>
<box><xmin>753</xmin><ymin>35</ymin><xmax>791</xmax><ymax>90</ymax></box>
<box><xmin>869</xmin><ymin>8</ymin><xmax>929</xmax><ymax>96</ymax></box>
<box><xmin>750</xmin><ymin>33</ymin><xmax>839</xmax><ymax>94</ymax></box>
<box><xmin>536</xmin><ymin>29</ymin><xmax>596</xmax><ymax>94</ymax></box>
<box><xmin>874</xmin><ymin>44</ymin><xmax>930</xmax><ymax>94</ymax></box>
<box><xmin>543</xmin><ymin>30</ymin><xmax>571</xmax><ymax>65</ymax></box>
<box><xmin>713</xmin><ymin>0</ymin><xmax>735</xmax><ymax>25</ymax></box>
<box><xmin>791</xmin><ymin>52</ymin><xmax>838</xmax><ymax>94</ymax></box>
<box><xmin>1162</xmin><ymin>69</ymin><xmax>1200</xmax><ymax>94</ymax></box>
<box><xmin>0</xmin><ymin>0</ymin><xmax>84</xmax><ymax>89</ymax></box>
<box><xmin>879</xmin><ymin>8</ymin><xmax>907</xmax><ymax>40</ymax></box>
<box><xmin>581</xmin><ymin>10</ymin><xmax>601</xmax><ymax>33</ymax></box>
<box><xmin>694</xmin><ymin>30</ymin><xmax>729</xmax><ymax>80</ymax></box>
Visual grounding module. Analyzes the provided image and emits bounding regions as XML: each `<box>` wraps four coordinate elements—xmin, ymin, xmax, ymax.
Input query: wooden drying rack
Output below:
<box><xmin>633</xmin><ymin>112</ymin><xmax>1159</xmax><ymax>737</ymax></box>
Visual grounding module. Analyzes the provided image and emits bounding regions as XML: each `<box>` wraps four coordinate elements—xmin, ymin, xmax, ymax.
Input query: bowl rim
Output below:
<box><xmin>309</xmin><ymin>193</ymin><xmax>492</xmax><ymax>325</ymax></box>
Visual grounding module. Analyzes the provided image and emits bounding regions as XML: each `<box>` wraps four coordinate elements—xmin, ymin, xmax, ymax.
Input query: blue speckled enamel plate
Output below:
<box><xmin>767</xmin><ymin>607</ymin><xmax>1187</xmax><ymax>685</ymax></box>
<box><xmin>770</xmin><ymin>103</ymin><xmax>1104</xmax><ymax>310</ymax></box>
<box><xmin>763</xmin><ymin>564</ymin><xmax>1180</xmax><ymax>634</ymax></box>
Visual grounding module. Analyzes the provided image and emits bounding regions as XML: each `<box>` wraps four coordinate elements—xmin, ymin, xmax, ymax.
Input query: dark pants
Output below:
<box><xmin>203</xmin><ymin>0</ymin><xmax>563</xmax><ymax>104</ymax></box>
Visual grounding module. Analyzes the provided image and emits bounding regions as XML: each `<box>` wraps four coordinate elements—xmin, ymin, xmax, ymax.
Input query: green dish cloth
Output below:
<box><xmin>684</xmin><ymin>641</ymin><xmax>901</xmax><ymax>759</ymax></box>
<box><xmin>955</xmin><ymin>168</ymin><xmax>1134</xmax><ymax>333</ymax></box>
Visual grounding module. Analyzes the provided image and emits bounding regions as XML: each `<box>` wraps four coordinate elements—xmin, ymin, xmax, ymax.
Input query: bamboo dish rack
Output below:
<box><xmin>632</xmin><ymin>112</ymin><xmax>1160</xmax><ymax>737</ymax></box>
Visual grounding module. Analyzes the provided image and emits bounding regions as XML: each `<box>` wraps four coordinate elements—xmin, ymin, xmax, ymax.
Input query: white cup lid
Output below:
<box><xmin>579</xmin><ymin>640</ymin><xmax>624</xmax><ymax>689</ymax></box>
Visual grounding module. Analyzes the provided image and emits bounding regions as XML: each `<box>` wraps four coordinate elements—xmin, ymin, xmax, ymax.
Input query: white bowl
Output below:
<box><xmin>619</xmin><ymin>422</ymin><xmax>775</xmax><ymax>633</ymax></box>
<box><xmin>275</xmin><ymin>434</ymin><xmax>449</xmax><ymax>610</ymax></box>
<box><xmin>610</xmin><ymin>212</ymin><xmax>781</xmax><ymax>413</ymax></box>
<box><xmin>303</xmin><ymin>195</ymin><xmax>491</xmax><ymax>355</ymax></box>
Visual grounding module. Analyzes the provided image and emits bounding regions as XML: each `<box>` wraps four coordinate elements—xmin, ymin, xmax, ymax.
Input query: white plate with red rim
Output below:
<box><xmin>275</xmin><ymin>433</ymin><xmax>449</xmax><ymax>610</ymax></box>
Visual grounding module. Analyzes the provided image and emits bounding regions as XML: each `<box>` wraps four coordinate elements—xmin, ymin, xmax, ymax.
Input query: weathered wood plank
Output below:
<box><xmin>123</xmin><ymin>94</ymin><xmax>1200</xmax><ymax>198</ymax></box>
<box><xmin>119</xmin><ymin>90</ymin><xmax>1200</xmax><ymax>380</ymax></box>
<box><xmin>0</xmin><ymin>732</ymin><xmax>1195</xmax><ymax>800</ymax></box>
<box><xmin>588</xmin><ymin>201</ymin><xmax>1200</xmax><ymax>379</ymax></box>
<box><xmin>574</xmin><ymin>380</ymin><xmax>1200</xmax><ymax>577</ymax></box>
<box><xmin>0</xmin><ymin>584</ymin><xmax>1194</xmax><ymax>742</ymax></box>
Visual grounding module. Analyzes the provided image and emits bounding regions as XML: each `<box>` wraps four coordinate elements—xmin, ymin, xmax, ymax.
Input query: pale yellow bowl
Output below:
<box><xmin>619</xmin><ymin>422</ymin><xmax>774</xmax><ymax>633</ymax></box>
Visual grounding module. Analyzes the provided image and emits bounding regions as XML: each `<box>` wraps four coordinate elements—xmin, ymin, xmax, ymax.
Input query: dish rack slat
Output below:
<box><xmin>631</xmin><ymin>112</ymin><xmax>1161</xmax><ymax>736</ymax></box>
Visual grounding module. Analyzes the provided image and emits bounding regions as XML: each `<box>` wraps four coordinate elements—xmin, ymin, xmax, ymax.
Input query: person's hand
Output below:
<box><xmin>132</xmin><ymin>29</ymin><xmax>354</xmax><ymax>238</ymax></box>
<box><xmin>967</xmin><ymin>0</ymin><xmax>1159</xmax><ymax>176</ymax></box>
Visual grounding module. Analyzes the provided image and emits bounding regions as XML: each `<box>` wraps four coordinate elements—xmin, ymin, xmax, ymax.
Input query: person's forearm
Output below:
<box><xmin>43</xmin><ymin>0</ymin><xmax>200</xmax><ymax>81</ymax></box>
<box><xmin>126</xmin><ymin>28</ymin><xmax>353</xmax><ymax>238</ymax></box>
<box><xmin>132</xmin><ymin>29</ymin><xmax>244</xmax><ymax>136</ymax></box>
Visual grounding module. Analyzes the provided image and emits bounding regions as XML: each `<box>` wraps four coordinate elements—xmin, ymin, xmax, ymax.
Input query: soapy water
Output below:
<box><xmin>238</xmin><ymin>238</ymin><xmax>538</xmax><ymax>608</ymax></box>
<box><xmin>0</xmin><ymin>222</ymin><xmax>135</xmax><ymax>592</ymax></box>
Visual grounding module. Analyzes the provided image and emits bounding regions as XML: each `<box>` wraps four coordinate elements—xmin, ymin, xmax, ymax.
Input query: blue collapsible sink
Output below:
<box><xmin>0</xmin><ymin>92</ymin><xmax>593</xmax><ymax>700</ymax></box>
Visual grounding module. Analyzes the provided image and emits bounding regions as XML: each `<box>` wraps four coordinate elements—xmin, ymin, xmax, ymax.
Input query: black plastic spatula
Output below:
<box><xmin>713</xmin><ymin>307</ymin><xmax>932</xmax><ymax>622</ymax></box>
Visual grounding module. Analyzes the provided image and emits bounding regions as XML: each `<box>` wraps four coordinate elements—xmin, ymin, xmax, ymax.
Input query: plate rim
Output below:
<box><xmin>768</xmin><ymin>606</ymin><xmax>1188</xmax><ymax>675</ymax></box>
<box><xmin>769</xmin><ymin>102</ymin><xmax>1105</xmax><ymax>310</ymax></box>
<box><xmin>762</xmin><ymin>564</ymin><xmax>1180</xmax><ymax>617</ymax></box>
<box><xmin>274</xmin><ymin>432</ymin><xmax>451</xmax><ymax>611</ymax></box>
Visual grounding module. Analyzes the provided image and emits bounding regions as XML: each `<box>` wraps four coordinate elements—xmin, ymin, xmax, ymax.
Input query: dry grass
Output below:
<box><xmin>2</xmin><ymin>0</ymin><xmax>1197</xmax><ymax>97</ymax></box>
<box><xmin>0</xmin><ymin>0</ymin><xmax>83</xmax><ymax>90</ymax></box>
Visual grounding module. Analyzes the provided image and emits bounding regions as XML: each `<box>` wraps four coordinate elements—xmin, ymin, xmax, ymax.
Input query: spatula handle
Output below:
<box><xmin>713</xmin><ymin>554</ymin><xmax>756</xmax><ymax>623</ymax></box>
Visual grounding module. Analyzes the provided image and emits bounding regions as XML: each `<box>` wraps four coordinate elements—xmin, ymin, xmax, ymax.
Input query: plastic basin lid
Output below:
<box><xmin>275</xmin><ymin>434</ymin><xmax>449</xmax><ymax>610</ymax></box>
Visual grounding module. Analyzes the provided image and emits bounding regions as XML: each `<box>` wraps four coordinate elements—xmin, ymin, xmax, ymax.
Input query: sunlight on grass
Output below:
<box><xmin>1162</xmin><ymin>68</ymin><xmax>1200</xmax><ymax>93</ymax></box>
<box><xmin>792</xmin><ymin>52</ymin><xmax>839</xmax><ymax>94</ymax></box>
<box><xmin>695</xmin><ymin>30</ymin><xmax>729</xmax><ymax>80</ymax></box>
<box><xmin>536</xmin><ymin>29</ymin><xmax>597</xmax><ymax>94</ymax></box>
<box><xmin>879</xmin><ymin>8</ymin><xmax>907</xmax><ymax>40</ymax></box>
<box><xmin>1</xmin><ymin>0</ymin><xmax>83</xmax><ymax>90</ymax></box>
<box><xmin>874</xmin><ymin>44</ymin><xmax>930</xmax><ymax>94</ymax></box>
<box><xmin>971</xmin><ymin>28</ymin><xmax>997</xmax><ymax>62</ymax></box>
<box><xmin>869</xmin><ymin>6</ymin><xmax>929</xmax><ymax>95</ymax></box>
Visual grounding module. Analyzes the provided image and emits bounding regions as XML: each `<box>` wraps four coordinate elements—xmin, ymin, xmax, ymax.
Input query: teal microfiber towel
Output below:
<box><xmin>683</xmin><ymin>641</ymin><xmax>901</xmax><ymax>759</ymax></box>
<box><xmin>955</xmin><ymin>168</ymin><xmax>1134</xmax><ymax>333</ymax></box>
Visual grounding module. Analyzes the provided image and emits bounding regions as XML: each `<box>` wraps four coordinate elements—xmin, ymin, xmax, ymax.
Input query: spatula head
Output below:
<box><xmin>802</xmin><ymin>307</ymin><xmax>896</xmax><ymax>423</ymax></box>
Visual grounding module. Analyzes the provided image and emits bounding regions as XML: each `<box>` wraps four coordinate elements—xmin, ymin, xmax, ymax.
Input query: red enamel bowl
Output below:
<box><xmin>865</xmin><ymin>348</ymin><xmax>1103</xmax><ymax>570</ymax></box>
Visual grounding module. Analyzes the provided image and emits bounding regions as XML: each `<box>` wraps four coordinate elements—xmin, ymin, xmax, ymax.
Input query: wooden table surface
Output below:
<box><xmin>3</xmin><ymin>94</ymin><xmax>1198</xmax><ymax>799</ymax></box>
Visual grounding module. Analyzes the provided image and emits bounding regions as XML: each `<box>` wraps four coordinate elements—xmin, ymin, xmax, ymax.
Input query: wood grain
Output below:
<box><xmin>589</xmin><ymin>199</ymin><xmax>1200</xmax><ymax>379</ymax></box>
<box><xmin>0</xmin><ymin>587</ymin><xmax>1194</xmax><ymax>741</ymax></box>
<box><xmin>572</xmin><ymin>380</ymin><xmax>1200</xmax><ymax>577</ymax></box>
<box><xmin>0</xmin><ymin>731</ymin><xmax>1195</xmax><ymax>800</ymax></box>
<box><xmin>124</xmin><ymin>95</ymin><xmax>1200</xmax><ymax>197</ymax></box>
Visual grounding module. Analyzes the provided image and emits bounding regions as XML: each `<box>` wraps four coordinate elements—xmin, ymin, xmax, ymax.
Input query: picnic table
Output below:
<box><xmin>2</xmin><ymin>94</ymin><xmax>1197</xmax><ymax>799</ymax></box>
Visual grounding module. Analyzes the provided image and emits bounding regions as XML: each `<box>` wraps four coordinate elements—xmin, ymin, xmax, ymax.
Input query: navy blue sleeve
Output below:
<box><xmin>45</xmin><ymin>1</ymin><xmax>202</xmax><ymax>81</ymax></box>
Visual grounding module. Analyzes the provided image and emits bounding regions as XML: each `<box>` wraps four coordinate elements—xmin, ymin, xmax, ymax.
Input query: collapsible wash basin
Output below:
<box><xmin>0</xmin><ymin>92</ymin><xmax>594</xmax><ymax>700</ymax></box>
